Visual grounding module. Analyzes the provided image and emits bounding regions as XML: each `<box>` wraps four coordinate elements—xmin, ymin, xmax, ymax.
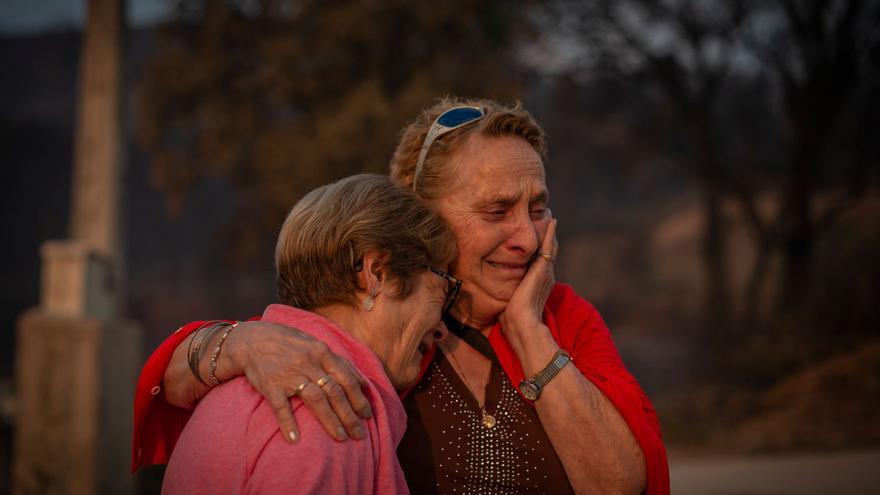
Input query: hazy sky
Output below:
<box><xmin>0</xmin><ymin>0</ymin><xmax>173</xmax><ymax>34</ymax></box>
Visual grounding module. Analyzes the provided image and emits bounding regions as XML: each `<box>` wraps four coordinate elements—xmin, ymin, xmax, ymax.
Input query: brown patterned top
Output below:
<box><xmin>398</xmin><ymin>349</ymin><xmax>574</xmax><ymax>494</ymax></box>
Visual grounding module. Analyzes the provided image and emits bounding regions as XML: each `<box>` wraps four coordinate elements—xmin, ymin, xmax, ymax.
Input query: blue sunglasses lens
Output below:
<box><xmin>436</xmin><ymin>107</ymin><xmax>483</xmax><ymax>127</ymax></box>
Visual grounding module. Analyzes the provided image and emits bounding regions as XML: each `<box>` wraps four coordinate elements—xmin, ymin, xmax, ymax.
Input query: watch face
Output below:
<box><xmin>519</xmin><ymin>381</ymin><xmax>539</xmax><ymax>401</ymax></box>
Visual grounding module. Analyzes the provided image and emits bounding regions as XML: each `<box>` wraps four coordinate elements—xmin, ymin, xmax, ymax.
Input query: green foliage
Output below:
<box><xmin>137</xmin><ymin>0</ymin><xmax>533</xmax><ymax>257</ymax></box>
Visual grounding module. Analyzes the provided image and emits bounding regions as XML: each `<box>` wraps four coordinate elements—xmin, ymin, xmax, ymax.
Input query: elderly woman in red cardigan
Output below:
<box><xmin>134</xmin><ymin>98</ymin><xmax>670</xmax><ymax>494</ymax></box>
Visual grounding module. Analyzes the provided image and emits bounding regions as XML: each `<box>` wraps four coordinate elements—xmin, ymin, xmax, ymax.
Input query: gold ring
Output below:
<box><xmin>539</xmin><ymin>253</ymin><xmax>554</xmax><ymax>263</ymax></box>
<box><xmin>292</xmin><ymin>382</ymin><xmax>309</xmax><ymax>396</ymax></box>
<box><xmin>316</xmin><ymin>375</ymin><xmax>332</xmax><ymax>388</ymax></box>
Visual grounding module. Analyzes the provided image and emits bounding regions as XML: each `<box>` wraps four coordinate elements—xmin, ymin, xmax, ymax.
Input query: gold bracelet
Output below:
<box><xmin>208</xmin><ymin>321</ymin><xmax>241</xmax><ymax>385</ymax></box>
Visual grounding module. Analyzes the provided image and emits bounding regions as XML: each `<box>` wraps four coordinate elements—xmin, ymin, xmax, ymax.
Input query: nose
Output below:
<box><xmin>506</xmin><ymin>208</ymin><xmax>540</xmax><ymax>256</ymax></box>
<box><xmin>433</xmin><ymin>320</ymin><xmax>449</xmax><ymax>342</ymax></box>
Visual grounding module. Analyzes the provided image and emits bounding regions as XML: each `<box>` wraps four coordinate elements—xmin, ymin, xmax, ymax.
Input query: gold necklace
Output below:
<box><xmin>441</xmin><ymin>341</ymin><xmax>497</xmax><ymax>429</ymax></box>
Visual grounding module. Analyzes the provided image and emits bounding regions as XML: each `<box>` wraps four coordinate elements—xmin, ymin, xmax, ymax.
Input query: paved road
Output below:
<box><xmin>670</xmin><ymin>449</ymin><xmax>880</xmax><ymax>494</ymax></box>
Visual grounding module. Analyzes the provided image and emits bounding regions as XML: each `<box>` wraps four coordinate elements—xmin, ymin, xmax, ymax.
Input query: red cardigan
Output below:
<box><xmin>131</xmin><ymin>283</ymin><xmax>669</xmax><ymax>494</ymax></box>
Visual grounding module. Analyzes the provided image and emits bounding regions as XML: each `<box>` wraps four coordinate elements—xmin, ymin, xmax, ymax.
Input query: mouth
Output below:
<box><xmin>486</xmin><ymin>260</ymin><xmax>528</xmax><ymax>274</ymax></box>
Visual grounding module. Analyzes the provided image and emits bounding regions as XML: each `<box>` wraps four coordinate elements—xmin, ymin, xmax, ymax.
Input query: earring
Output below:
<box><xmin>363</xmin><ymin>286</ymin><xmax>378</xmax><ymax>311</ymax></box>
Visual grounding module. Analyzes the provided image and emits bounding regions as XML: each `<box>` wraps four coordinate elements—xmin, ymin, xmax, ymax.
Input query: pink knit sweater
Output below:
<box><xmin>162</xmin><ymin>304</ymin><xmax>409</xmax><ymax>494</ymax></box>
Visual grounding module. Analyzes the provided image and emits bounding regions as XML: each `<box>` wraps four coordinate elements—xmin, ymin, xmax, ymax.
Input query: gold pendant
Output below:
<box><xmin>481</xmin><ymin>409</ymin><xmax>496</xmax><ymax>429</ymax></box>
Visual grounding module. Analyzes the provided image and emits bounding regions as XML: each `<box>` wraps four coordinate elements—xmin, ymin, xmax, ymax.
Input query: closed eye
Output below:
<box><xmin>483</xmin><ymin>207</ymin><xmax>508</xmax><ymax>220</ymax></box>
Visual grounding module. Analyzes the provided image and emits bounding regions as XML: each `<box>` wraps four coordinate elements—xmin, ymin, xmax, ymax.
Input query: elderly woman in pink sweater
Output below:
<box><xmin>162</xmin><ymin>174</ymin><xmax>458</xmax><ymax>494</ymax></box>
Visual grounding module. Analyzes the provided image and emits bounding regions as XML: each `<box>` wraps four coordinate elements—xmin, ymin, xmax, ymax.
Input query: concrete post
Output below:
<box><xmin>13</xmin><ymin>0</ymin><xmax>141</xmax><ymax>493</ymax></box>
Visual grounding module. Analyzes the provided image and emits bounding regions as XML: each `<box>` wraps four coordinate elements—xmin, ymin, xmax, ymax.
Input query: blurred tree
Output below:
<box><xmin>137</xmin><ymin>0</ymin><xmax>535</xmax><ymax>261</ymax></box>
<box><xmin>549</xmin><ymin>0</ymin><xmax>880</xmax><ymax>345</ymax></box>
<box><xmin>750</xmin><ymin>0</ymin><xmax>879</xmax><ymax>315</ymax></box>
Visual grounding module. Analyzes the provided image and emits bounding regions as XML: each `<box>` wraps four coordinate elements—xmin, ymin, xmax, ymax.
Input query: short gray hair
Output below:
<box><xmin>275</xmin><ymin>174</ymin><xmax>457</xmax><ymax>309</ymax></box>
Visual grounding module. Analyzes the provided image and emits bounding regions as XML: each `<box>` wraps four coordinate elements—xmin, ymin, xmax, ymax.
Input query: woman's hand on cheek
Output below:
<box><xmin>533</xmin><ymin>207</ymin><xmax>552</xmax><ymax>244</ymax></box>
<box><xmin>499</xmin><ymin>218</ymin><xmax>558</xmax><ymax>343</ymax></box>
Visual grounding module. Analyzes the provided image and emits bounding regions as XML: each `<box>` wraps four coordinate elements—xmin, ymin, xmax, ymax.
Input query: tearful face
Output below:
<box><xmin>435</xmin><ymin>134</ymin><xmax>550</xmax><ymax>321</ymax></box>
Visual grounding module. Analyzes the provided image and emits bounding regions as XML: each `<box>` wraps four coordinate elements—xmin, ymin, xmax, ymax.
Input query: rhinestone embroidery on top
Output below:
<box><xmin>410</xmin><ymin>350</ymin><xmax>572</xmax><ymax>495</ymax></box>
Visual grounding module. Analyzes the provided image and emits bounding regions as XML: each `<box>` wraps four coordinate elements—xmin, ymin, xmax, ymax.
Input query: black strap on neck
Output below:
<box><xmin>442</xmin><ymin>313</ymin><xmax>498</xmax><ymax>362</ymax></box>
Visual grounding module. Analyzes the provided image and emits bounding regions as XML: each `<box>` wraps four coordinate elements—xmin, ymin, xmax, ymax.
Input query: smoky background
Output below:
<box><xmin>2</xmin><ymin>0</ymin><xmax>878</xmax><ymax>493</ymax></box>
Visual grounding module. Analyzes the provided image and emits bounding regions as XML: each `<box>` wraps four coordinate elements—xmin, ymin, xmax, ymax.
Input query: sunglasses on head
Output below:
<box><xmin>412</xmin><ymin>105</ymin><xmax>485</xmax><ymax>190</ymax></box>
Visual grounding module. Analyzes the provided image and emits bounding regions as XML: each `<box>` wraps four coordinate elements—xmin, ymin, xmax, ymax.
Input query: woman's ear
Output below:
<box><xmin>358</xmin><ymin>250</ymin><xmax>389</xmax><ymax>299</ymax></box>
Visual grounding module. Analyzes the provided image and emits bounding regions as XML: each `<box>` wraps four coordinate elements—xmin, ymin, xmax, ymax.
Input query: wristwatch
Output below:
<box><xmin>518</xmin><ymin>350</ymin><xmax>571</xmax><ymax>401</ymax></box>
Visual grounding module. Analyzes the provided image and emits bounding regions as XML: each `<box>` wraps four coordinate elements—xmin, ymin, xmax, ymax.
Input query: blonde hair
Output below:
<box><xmin>275</xmin><ymin>174</ymin><xmax>457</xmax><ymax>309</ymax></box>
<box><xmin>389</xmin><ymin>96</ymin><xmax>547</xmax><ymax>200</ymax></box>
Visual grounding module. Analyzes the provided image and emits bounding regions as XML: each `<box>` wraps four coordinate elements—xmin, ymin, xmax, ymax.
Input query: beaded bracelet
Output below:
<box><xmin>187</xmin><ymin>321</ymin><xmax>227</xmax><ymax>386</ymax></box>
<box><xmin>208</xmin><ymin>321</ymin><xmax>241</xmax><ymax>385</ymax></box>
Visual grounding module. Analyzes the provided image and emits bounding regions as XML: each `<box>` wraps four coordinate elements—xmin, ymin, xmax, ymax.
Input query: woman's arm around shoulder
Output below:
<box><xmin>132</xmin><ymin>318</ymin><xmax>374</xmax><ymax>471</ymax></box>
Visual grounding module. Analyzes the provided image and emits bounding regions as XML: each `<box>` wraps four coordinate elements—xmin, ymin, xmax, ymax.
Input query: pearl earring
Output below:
<box><xmin>363</xmin><ymin>286</ymin><xmax>378</xmax><ymax>311</ymax></box>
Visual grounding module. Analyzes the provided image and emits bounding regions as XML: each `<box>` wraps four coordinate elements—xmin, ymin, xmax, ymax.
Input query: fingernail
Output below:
<box><xmin>337</xmin><ymin>427</ymin><xmax>348</xmax><ymax>441</ymax></box>
<box><xmin>288</xmin><ymin>431</ymin><xmax>299</xmax><ymax>443</ymax></box>
<box><xmin>352</xmin><ymin>425</ymin><xmax>364</xmax><ymax>440</ymax></box>
<box><xmin>360</xmin><ymin>406</ymin><xmax>372</xmax><ymax>419</ymax></box>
